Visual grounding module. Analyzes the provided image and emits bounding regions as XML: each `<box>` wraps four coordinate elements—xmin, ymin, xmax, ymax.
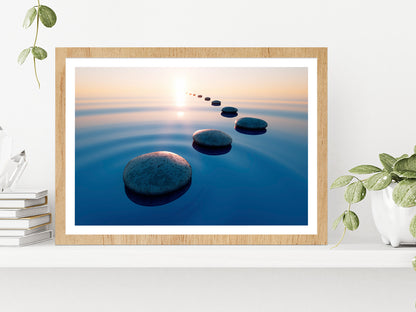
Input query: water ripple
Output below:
<box><xmin>75</xmin><ymin>96</ymin><xmax>309</xmax><ymax>225</ymax></box>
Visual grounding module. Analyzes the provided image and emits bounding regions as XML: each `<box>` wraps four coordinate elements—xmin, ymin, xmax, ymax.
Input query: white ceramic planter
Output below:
<box><xmin>370</xmin><ymin>184</ymin><xmax>416</xmax><ymax>247</ymax></box>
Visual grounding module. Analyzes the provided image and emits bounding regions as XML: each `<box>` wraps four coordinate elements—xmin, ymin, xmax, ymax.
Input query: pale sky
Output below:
<box><xmin>76</xmin><ymin>67</ymin><xmax>308</xmax><ymax>102</ymax></box>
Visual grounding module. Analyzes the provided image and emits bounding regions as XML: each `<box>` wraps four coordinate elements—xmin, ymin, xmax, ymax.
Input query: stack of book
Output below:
<box><xmin>0</xmin><ymin>189</ymin><xmax>52</xmax><ymax>246</ymax></box>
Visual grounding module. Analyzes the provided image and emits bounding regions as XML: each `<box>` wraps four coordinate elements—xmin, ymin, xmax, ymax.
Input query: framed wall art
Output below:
<box><xmin>55</xmin><ymin>47</ymin><xmax>327</xmax><ymax>245</ymax></box>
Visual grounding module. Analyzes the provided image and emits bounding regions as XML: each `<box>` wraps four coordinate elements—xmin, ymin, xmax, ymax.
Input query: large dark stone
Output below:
<box><xmin>235</xmin><ymin>117</ymin><xmax>268</xmax><ymax>130</ymax></box>
<box><xmin>123</xmin><ymin>151</ymin><xmax>192</xmax><ymax>196</ymax></box>
<box><xmin>211</xmin><ymin>100</ymin><xmax>221</xmax><ymax>106</ymax></box>
<box><xmin>192</xmin><ymin>129</ymin><xmax>232</xmax><ymax>147</ymax></box>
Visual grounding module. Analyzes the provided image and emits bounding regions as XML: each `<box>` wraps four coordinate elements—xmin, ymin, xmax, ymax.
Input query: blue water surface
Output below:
<box><xmin>75</xmin><ymin>96</ymin><xmax>308</xmax><ymax>225</ymax></box>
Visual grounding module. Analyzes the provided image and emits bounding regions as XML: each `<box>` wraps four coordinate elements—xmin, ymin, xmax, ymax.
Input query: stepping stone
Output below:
<box><xmin>125</xmin><ymin>181</ymin><xmax>191</xmax><ymax>206</ymax></box>
<box><xmin>211</xmin><ymin>100</ymin><xmax>221</xmax><ymax>106</ymax></box>
<box><xmin>221</xmin><ymin>112</ymin><xmax>238</xmax><ymax>118</ymax></box>
<box><xmin>192</xmin><ymin>129</ymin><xmax>232</xmax><ymax>147</ymax></box>
<box><xmin>235</xmin><ymin>127</ymin><xmax>266</xmax><ymax>135</ymax></box>
<box><xmin>235</xmin><ymin>117</ymin><xmax>268</xmax><ymax>130</ymax></box>
<box><xmin>204</xmin><ymin>97</ymin><xmax>211</xmax><ymax>101</ymax></box>
<box><xmin>192</xmin><ymin>142</ymin><xmax>231</xmax><ymax>156</ymax></box>
<box><xmin>221</xmin><ymin>106</ymin><xmax>238</xmax><ymax>113</ymax></box>
<box><xmin>123</xmin><ymin>151</ymin><xmax>192</xmax><ymax>196</ymax></box>
<box><xmin>198</xmin><ymin>95</ymin><xmax>202</xmax><ymax>98</ymax></box>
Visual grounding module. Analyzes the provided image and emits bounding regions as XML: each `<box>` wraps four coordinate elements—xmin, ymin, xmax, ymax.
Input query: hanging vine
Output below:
<box><xmin>18</xmin><ymin>1</ymin><xmax>57</xmax><ymax>88</ymax></box>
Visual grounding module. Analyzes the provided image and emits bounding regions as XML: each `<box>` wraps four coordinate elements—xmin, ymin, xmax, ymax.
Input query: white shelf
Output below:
<box><xmin>0</xmin><ymin>240</ymin><xmax>415</xmax><ymax>268</ymax></box>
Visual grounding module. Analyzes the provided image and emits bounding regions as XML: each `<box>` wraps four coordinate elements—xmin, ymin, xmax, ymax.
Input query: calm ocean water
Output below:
<box><xmin>75</xmin><ymin>95</ymin><xmax>308</xmax><ymax>225</ymax></box>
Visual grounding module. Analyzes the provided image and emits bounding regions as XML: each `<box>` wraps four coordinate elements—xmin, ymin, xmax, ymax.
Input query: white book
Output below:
<box><xmin>0</xmin><ymin>224</ymin><xmax>49</xmax><ymax>236</ymax></box>
<box><xmin>0</xmin><ymin>197</ymin><xmax>47</xmax><ymax>208</ymax></box>
<box><xmin>0</xmin><ymin>230</ymin><xmax>52</xmax><ymax>246</ymax></box>
<box><xmin>0</xmin><ymin>213</ymin><xmax>51</xmax><ymax>229</ymax></box>
<box><xmin>0</xmin><ymin>189</ymin><xmax>47</xmax><ymax>199</ymax></box>
<box><xmin>0</xmin><ymin>205</ymin><xmax>49</xmax><ymax>219</ymax></box>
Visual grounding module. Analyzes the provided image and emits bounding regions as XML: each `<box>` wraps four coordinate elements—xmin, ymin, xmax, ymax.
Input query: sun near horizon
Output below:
<box><xmin>75</xmin><ymin>67</ymin><xmax>308</xmax><ymax>105</ymax></box>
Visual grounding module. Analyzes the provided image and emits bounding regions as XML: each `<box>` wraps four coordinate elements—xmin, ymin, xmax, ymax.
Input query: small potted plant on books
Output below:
<box><xmin>331</xmin><ymin>145</ymin><xmax>416</xmax><ymax>248</ymax></box>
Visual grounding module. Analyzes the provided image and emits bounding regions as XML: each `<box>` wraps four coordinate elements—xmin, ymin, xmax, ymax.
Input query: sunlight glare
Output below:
<box><xmin>175</xmin><ymin>78</ymin><xmax>186</xmax><ymax>107</ymax></box>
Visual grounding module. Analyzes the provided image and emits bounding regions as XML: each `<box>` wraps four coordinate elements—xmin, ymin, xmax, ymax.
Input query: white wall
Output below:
<box><xmin>1</xmin><ymin>0</ymin><xmax>416</xmax><ymax>311</ymax></box>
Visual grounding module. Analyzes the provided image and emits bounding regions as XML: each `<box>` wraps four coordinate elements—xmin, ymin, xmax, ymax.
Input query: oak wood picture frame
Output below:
<box><xmin>55</xmin><ymin>47</ymin><xmax>327</xmax><ymax>245</ymax></box>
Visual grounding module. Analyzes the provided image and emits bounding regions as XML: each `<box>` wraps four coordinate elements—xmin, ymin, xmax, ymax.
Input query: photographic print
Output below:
<box><xmin>56</xmin><ymin>48</ymin><xmax>327</xmax><ymax>244</ymax></box>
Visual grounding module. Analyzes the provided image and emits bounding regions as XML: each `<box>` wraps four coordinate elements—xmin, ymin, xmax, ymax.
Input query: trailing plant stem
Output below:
<box><xmin>33</xmin><ymin>57</ymin><xmax>39</xmax><ymax>88</ymax></box>
<box><xmin>33</xmin><ymin>0</ymin><xmax>40</xmax><ymax>46</ymax></box>
<box><xmin>33</xmin><ymin>0</ymin><xmax>41</xmax><ymax>88</ymax></box>
<box><xmin>20</xmin><ymin>0</ymin><xmax>56</xmax><ymax>87</ymax></box>
<box><xmin>331</xmin><ymin>226</ymin><xmax>346</xmax><ymax>249</ymax></box>
<box><xmin>331</xmin><ymin>203</ymin><xmax>351</xmax><ymax>249</ymax></box>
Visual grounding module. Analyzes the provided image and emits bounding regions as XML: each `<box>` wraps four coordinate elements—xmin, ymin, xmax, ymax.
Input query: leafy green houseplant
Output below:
<box><xmin>331</xmin><ymin>145</ymin><xmax>416</xmax><ymax>247</ymax></box>
<box><xmin>18</xmin><ymin>1</ymin><xmax>57</xmax><ymax>88</ymax></box>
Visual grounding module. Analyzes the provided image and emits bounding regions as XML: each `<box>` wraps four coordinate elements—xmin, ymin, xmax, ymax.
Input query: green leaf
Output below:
<box><xmin>397</xmin><ymin>154</ymin><xmax>409</xmax><ymax>161</ymax></box>
<box><xmin>393</xmin><ymin>154</ymin><xmax>416</xmax><ymax>179</ymax></box>
<box><xmin>343</xmin><ymin>211</ymin><xmax>359</xmax><ymax>231</ymax></box>
<box><xmin>344</xmin><ymin>181</ymin><xmax>366</xmax><ymax>203</ymax></box>
<box><xmin>23</xmin><ymin>7</ymin><xmax>37</xmax><ymax>28</ymax></box>
<box><xmin>410</xmin><ymin>215</ymin><xmax>416</xmax><ymax>238</ymax></box>
<box><xmin>364</xmin><ymin>171</ymin><xmax>392</xmax><ymax>191</ymax></box>
<box><xmin>395</xmin><ymin>171</ymin><xmax>416</xmax><ymax>179</ymax></box>
<box><xmin>349</xmin><ymin>165</ymin><xmax>382</xmax><ymax>174</ymax></box>
<box><xmin>392</xmin><ymin>179</ymin><xmax>416</xmax><ymax>207</ymax></box>
<box><xmin>17</xmin><ymin>48</ymin><xmax>31</xmax><ymax>65</ymax></box>
<box><xmin>330</xmin><ymin>175</ymin><xmax>354</xmax><ymax>189</ymax></box>
<box><xmin>332</xmin><ymin>212</ymin><xmax>345</xmax><ymax>230</ymax></box>
<box><xmin>39</xmin><ymin>5</ymin><xmax>57</xmax><ymax>28</ymax></box>
<box><xmin>414</xmin><ymin>146</ymin><xmax>416</xmax><ymax>155</ymax></box>
<box><xmin>379</xmin><ymin>153</ymin><xmax>396</xmax><ymax>172</ymax></box>
<box><xmin>31</xmin><ymin>47</ymin><xmax>47</xmax><ymax>60</ymax></box>
<box><xmin>413</xmin><ymin>257</ymin><xmax>416</xmax><ymax>271</ymax></box>
<box><xmin>390</xmin><ymin>173</ymin><xmax>403</xmax><ymax>183</ymax></box>
<box><xmin>395</xmin><ymin>154</ymin><xmax>416</xmax><ymax>171</ymax></box>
